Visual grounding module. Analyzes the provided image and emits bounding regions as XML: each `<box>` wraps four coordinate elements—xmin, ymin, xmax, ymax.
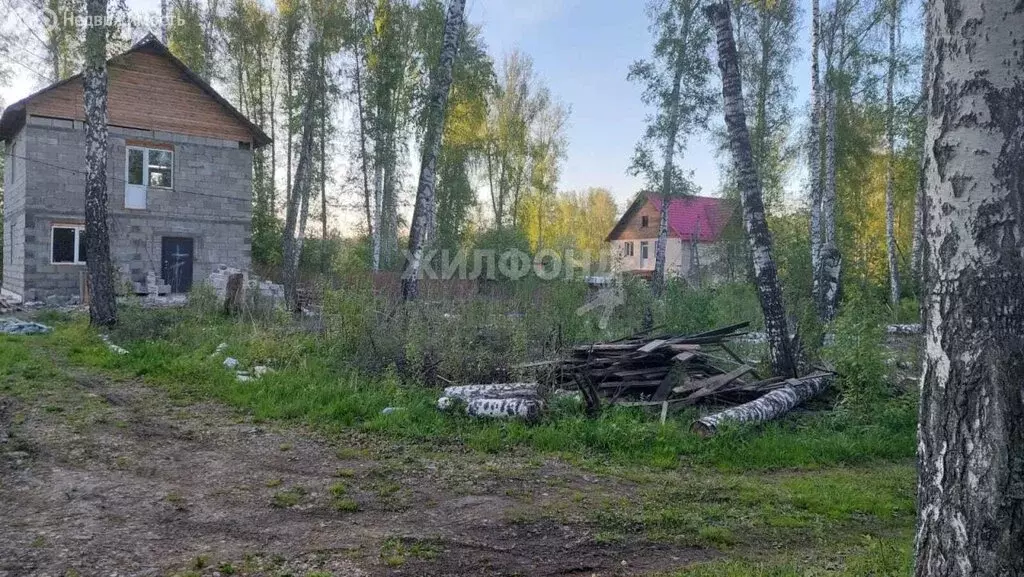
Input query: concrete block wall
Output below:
<box><xmin>9</xmin><ymin>116</ymin><xmax>253</xmax><ymax>299</ymax></box>
<box><xmin>2</xmin><ymin>130</ymin><xmax>27</xmax><ymax>297</ymax></box>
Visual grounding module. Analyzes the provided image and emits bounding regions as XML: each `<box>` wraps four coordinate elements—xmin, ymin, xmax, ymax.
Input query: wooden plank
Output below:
<box><xmin>637</xmin><ymin>339</ymin><xmax>668</xmax><ymax>353</ymax></box>
<box><xmin>673</xmin><ymin>365</ymin><xmax>755</xmax><ymax>403</ymax></box>
<box><xmin>672</xmin><ymin>351</ymin><xmax>698</xmax><ymax>364</ymax></box>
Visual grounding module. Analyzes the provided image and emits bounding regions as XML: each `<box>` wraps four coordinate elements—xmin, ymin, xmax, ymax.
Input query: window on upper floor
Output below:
<box><xmin>126</xmin><ymin>146</ymin><xmax>173</xmax><ymax>209</ymax></box>
<box><xmin>51</xmin><ymin>225</ymin><xmax>86</xmax><ymax>264</ymax></box>
<box><xmin>641</xmin><ymin>215</ymin><xmax>649</xmax><ymax>228</ymax></box>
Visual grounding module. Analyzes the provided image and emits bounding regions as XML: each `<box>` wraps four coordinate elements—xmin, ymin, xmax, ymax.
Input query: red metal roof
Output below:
<box><xmin>645</xmin><ymin>193</ymin><xmax>733</xmax><ymax>242</ymax></box>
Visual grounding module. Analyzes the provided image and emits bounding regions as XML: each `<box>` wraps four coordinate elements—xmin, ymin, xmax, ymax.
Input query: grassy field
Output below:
<box><xmin>0</xmin><ymin>302</ymin><xmax>920</xmax><ymax>575</ymax></box>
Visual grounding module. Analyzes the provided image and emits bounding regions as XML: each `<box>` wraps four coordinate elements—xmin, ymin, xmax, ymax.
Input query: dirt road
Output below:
<box><xmin>0</xmin><ymin>366</ymin><xmax>709</xmax><ymax>576</ymax></box>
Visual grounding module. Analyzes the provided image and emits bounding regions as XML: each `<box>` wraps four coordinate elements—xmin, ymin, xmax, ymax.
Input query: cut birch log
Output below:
<box><xmin>442</xmin><ymin>383</ymin><xmax>539</xmax><ymax>400</ymax></box>
<box><xmin>464</xmin><ymin>397</ymin><xmax>543</xmax><ymax>420</ymax></box>
<box><xmin>691</xmin><ymin>372</ymin><xmax>833</xmax><ymax>437</ymax></box>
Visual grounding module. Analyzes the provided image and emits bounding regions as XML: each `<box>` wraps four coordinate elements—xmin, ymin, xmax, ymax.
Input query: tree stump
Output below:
<box><xmin>223</xmin><ymin>273</ymin><xmax>244</xmax><ymax>316</ymax></box>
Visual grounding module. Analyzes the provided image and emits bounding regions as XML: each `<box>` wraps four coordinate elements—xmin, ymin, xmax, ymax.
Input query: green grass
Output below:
<box><xmin>0</xmin><ymin>305</ymin><xmax>921</xmax><ymax>576</ymax></box>
<box><xmin>38</xmin><ymin>306</ymin><xmax>917</xmax><ymax>473</ymax></box>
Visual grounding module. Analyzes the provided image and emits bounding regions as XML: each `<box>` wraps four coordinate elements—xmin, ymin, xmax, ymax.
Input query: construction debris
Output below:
<box><xmin>533</xmin><ymin>322</ymin><xmax>789</xmax><ymax>412</ymax></box>
<box><xmin>100</xmin><ymin>334</ymin><xmax>129</xmax><ymax>355</ymax></box>
<box><xmin>510</xmin><ymin>322</ymin><xmax>834</xmax><ymax>429</ymax></box>
<box><xmin>0</xmin><ymin>317</ymin><xmax>51</xmax><ymax>335</ymax></box>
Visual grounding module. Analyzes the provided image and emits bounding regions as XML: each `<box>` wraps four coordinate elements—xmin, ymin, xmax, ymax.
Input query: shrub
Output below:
<box><xmin>825</xmin><ymin>300</ymin><xmax>891</xmax><ymax>412</ymax></box>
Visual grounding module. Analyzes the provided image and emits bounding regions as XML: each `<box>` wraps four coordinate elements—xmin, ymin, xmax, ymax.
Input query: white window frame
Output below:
<box><xmin>51</xmin><ymin>225</ymin><xmax>86</xmax><ymax>265</ymax></box>
<box><xmin>640</xmin><ymin>241</ymin><xmax>650</xmax><ymax>261</ymax></box>
<box><xmin>125</xmin><ymin>146</ymin><xmax>174</xmax><ymax>209</ymax></box>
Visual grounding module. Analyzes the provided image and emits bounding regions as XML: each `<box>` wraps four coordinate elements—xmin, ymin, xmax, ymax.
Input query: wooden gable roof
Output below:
<box><xmin>0</xmin><ymin>35</ymin><xmax>270</xmax><ymax>148</ymax></box>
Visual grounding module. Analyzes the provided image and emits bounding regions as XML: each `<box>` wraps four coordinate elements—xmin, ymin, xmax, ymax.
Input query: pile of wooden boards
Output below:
<box><xmin>528</xmin><ymin>322</ymin><xmax>796</xmax><ymax>415</ymax></box>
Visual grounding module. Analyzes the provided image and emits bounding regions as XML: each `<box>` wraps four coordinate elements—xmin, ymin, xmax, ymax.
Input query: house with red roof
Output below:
<box><xmin>605</xmin><ymin>193</ymin><xmax>736</xmax><ymax>280</ymax></box>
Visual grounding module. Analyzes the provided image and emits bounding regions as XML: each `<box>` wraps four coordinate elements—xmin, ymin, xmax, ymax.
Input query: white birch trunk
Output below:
<box><xmin>909</xmin><ymin>1</ymin><xmax>932</xmax><ymax>284</ymax></box>
<box><xmin>808</xmin><ymin>0</ymin><xmax>823</xmax><ymax>304</ymax></box>
<box><xmin>402</xmin><ymin>0</ymin><xmax>467</xmax><ymax>300</ymax></box>
<box><xmin>818</xmin><ymin>80</ymin><xmax>841</xmax><ymax>321</ymax></box>
<box><xmin>282</xmin><ymin>33</ymin><xmax>322</xmax><ymax>311</ymax></box>
<box><xmin>705</xmin><ymin>2</ymin><xmax>798</xmax><ymax>378</ymax></box>
<box><xmin>914</xmin><ymin>1</ymin><xmax>1024</xmax><ymax>574</ymax></box>
<box><xmin>692</xmin><ymin>372</ymin><xmax>832</xmax><ymax>436</ymax></box>
<box><xmin>652</xmin><ymin>12</ymin><xmax>692</xmax><ymax>298</ymax></box>
<box><xmin>884</xmin><ymin>0</ymin><xmax>901</xmax><ymax>310</ymax></box>
<box><xmin>160</xmin><ymin>0</ymin><xmax>168</xmax><ymax>43</ymax></box>
<box><xmin>84</xmin><ymin>0</ymin><xmax>117</xmax><ymax>327</ymax></box>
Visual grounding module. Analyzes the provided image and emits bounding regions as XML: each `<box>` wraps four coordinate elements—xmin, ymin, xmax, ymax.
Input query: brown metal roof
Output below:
<box><xmin>0</xmin><ymin>34</ymin><xmax>271</xmax><ymax>148</ymax></box>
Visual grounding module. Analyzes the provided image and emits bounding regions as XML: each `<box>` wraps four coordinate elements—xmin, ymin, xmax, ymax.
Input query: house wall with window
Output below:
<box><xmin>13</xmin><ymin>115</ymin><xmax>252</xmax><ymax>299</ymax></box>
<box><xmin>605</xmin><ymin>193</ymin><xmax>736</xmax><ymax>283</ymax></box>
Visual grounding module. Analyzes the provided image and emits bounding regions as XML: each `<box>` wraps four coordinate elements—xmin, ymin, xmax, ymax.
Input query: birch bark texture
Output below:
<box><xmin>401</xmin><ymin>0</ymin><xmax>467</xmax><ymax>301</ymax></box>
<box><xmin>909</xmin><ymin>0</ymin><xmax>932</xmax><ymax>285</ymax></box>
<box><xmin>884</xmin><ymin>0</ymin><xmax>900</xmax><ymax>310</ymax></box>
<box><xmin>83</xmin><ymin>0</ymin><xmax>117</xmax><ymax>327</ymax></box>
<box><xmin>692</xmin><ymin>372</ymin><xmax>832</xmax><ymax>437</ymax></box>
<box><xmin>282</xmin><ymin>33</ymin><xmax>322</xmax><ymax>312</ymax></box>
<box><xmin>914</xmin><ymin>0</ymin><xmax>1024</xmax><ymax>574</ymax></box>
<box><xmin>652</xmin><ymin>29</ymin><xmax>689</xmax><ymax>299</ymax></box>
<box><xmin>808</xmin><ymin>0</ymin><xmax>823</xmax><ymax>293</ymax></box>
<box><xmin>705</xmin><ymin>1</ymin><xmax>797</xmax><ymax>379</ymax></box>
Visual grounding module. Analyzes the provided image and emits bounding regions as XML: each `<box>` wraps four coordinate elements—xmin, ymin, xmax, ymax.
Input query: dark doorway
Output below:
<box><xmin>161</xmin><ymin>237</ymin><xmax>194</xmax><ymax>293</ymax></box>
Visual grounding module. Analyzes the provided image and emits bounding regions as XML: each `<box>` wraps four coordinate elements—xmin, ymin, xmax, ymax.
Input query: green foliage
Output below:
<box><xmin>628</xmin><ymin>0</ymin><xmax>715</xmax><ymax>196</ymax></box>
<box><xmin>825</xmin><ymin>300</ymin><xmax>892</xmax><ymax>411</ymax></box>
<box><xmin>168</xmin><ymin>0</ymin><xmax>209</xmax><ymax>78</ymax></box>
<box><xmin>44</xmin><ymin>294</ymin><xmax>918</xmax><ymax>473</ymax></box>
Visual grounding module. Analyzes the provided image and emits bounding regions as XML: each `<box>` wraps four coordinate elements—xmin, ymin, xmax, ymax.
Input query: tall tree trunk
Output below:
<box><xmin>282</xmin><ymin>36</ymin><xmax>320</xmax><ymax>312</ymax></box>
<box><xmin>808</xmin><ymin>0</ymin><xmax>823</xmax><ymax>307</ymax></box>
<box><xmin>84</xmin><ymin>0</ymin><xmax>116</xmax><ymax>327</ymax></box>
<box><xmin>320</xmin><ymin>51</ymin><xmax>328</xmax><ymax>274</ymax></box>
<box><xmin>161</xmin><ymin>0</ymin><xmax>168</xmax><ymax>43</ymax></box>
<box><xmin>884</xmin><ymin>0</ymin><xmax>900</xmax><ymax>311</ymax></box>
<box><xmin>353</xmin><ymin>43</ymin><xmax>375</xmax><ymax>256</ymax></box>
<box><xmin>402</xmin><ymin>0</ymin><xmax>467</xmax><ymax>301</ymax></box>
<box><xmin>909</xmin><ymin>0</ymin><xmax>931</xmax><ymax>288</ymax></box>
<box><xmin>652</xmin><ymin>33</ymin><xmax>689</xmax><ymax>300</ymax></box>
<box><xmin>372</xmin><ymin>142</ymin><xmax>384</xmax><ymax>271</ymax></box>
<box><xmin>819</xmin><ymin>77</ymin><xmax>841</xmax><ymax>322</ymax></box>
<box><xmin>705</xmin><ymin>1</ymin><xmax>797</xmax><ymax>378</ymax></box>
<box><xmin>914</xmin><ymin>0</ymin><xmax>1024</xmax><ymax>574</ymax></box>
<box><xmin>285</xmin><ymin>54</ymin><xmax>294</xmax><ymax>220</ymax></box>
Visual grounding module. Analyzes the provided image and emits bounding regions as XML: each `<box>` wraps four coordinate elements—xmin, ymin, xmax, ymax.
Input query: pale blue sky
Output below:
<box><xmin>470</xmin><ymin>0</ymin><xmax>816</xmax><ymax>209</ymax></box>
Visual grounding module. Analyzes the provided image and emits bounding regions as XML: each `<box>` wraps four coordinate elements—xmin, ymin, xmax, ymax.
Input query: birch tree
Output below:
<box><xmin>883</xmin><ymin>0</ymin><xmax>900</xmax><ymax>310</ymax></box>
<box><xmin>412</xmin><ymin>0</ymin><xmax>494</xmax><ymax>251</ymax></box>
<box><xmin>908</xmin><ymin>0</ymin><xmax>929</xmax><ymax>287</ymax></box>
<box><xmin>808</xmin><ymin>0</ymin><xmax>823</xmax><ymax>298</ymax></box>
<box><xmin>734</xmin><ymin>0</ymin><xmax>798</xmax><ymax>213</ymax></box>
<box><xmin>914</xmin><ymin>0</ymin><xmax>1024</xmax><ymax>573</ymax></box>
<box><xmin>705</xmin><ymin>1</ymin><xmax>797</xmax><ymax>378</ymax></box>
<box><xmin>83</xmin><ymin>0</ymin><xmax>116</xmax><ymax>326</ymax></box>
<box><xmin>629</xmin><ymin>0</ymin><xmax>714</xmax><ymax>298</ymax></box>
<box><xmin>281</xmin><ymin>31</ymin><xmax>322</xmax><ymax>310</ymax></box>
<box><xmin>402</xmin><ymin>0</ymin><xmax>466</xmax><ymax>301</ymax></box>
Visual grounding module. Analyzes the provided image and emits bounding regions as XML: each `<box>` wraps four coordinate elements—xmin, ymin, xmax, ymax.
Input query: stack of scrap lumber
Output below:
<box><xmin>534</xmin><ymin>322</ymin><xmax>795</xmax><ymax>413</ymax></box>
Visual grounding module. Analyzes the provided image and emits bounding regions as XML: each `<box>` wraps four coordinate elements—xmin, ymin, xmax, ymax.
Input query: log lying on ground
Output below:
<box><xmin>464</xmin><ymin>397</ymin><xmax>543</xmax><ymax>420</ymax></box>
<box><xmin>691</xmin><ymin>371</ymin><xmax>833</xmax><ymax>437</ymax></box>
<box><xmin>437</xmin><ymin>383</ymin><xmax>543</xmax><ymax>420</ymax></box>
<box><xmin>442</xmin><ymin>383</ymin><xmax>539</xmax><ymax>400</ymax></box>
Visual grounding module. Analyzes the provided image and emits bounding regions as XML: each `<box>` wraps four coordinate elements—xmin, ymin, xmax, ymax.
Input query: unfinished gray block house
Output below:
<box><xmin>1</xmin><ymin>35</ymin><xmax>270</xmax><ymax>301</ymax></box>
